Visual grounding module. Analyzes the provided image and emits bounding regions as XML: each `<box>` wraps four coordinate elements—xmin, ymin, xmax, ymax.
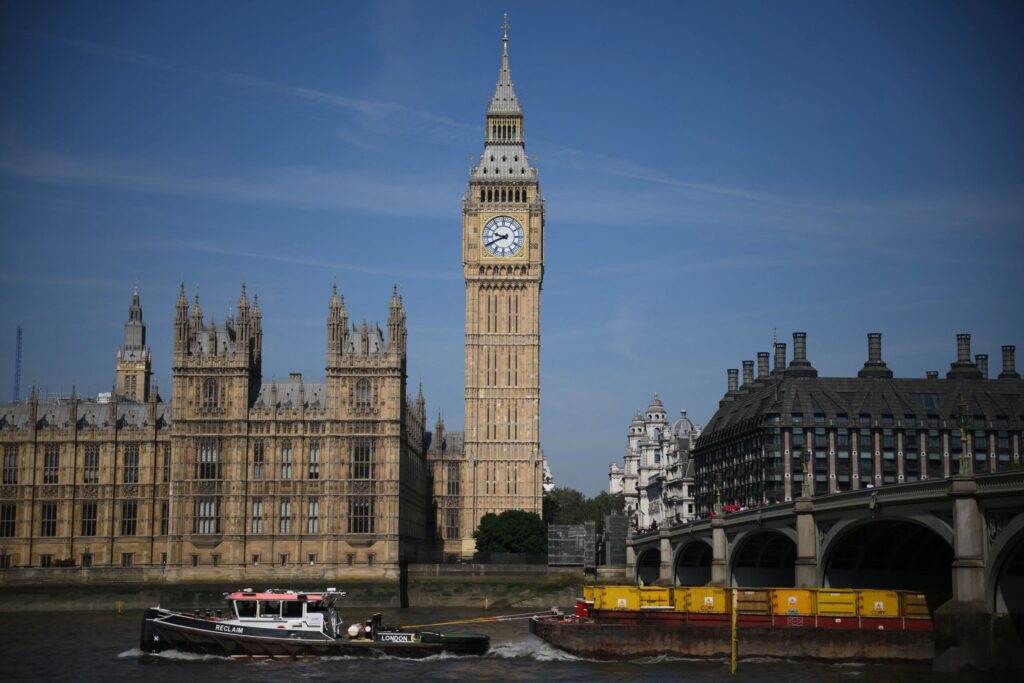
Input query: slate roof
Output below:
<box><xmin>699</xmin><ymin>375</ymin><xmax>1024</xmax><ymax>446</ymax></box>
<box><xmin>0</xmin><ymin>398</ymin><xmax>172</xmax><ymax>431</ymax></box>
<box><xmin>253</xmin><ymin>380</ymin><xmax>327</xmax><ymax>411</ymax></box>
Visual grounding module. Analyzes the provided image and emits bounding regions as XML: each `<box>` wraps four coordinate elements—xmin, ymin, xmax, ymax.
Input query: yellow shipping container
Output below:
<box><xmin>858</xmin><ymin>590</ymin><xmax>900</xmax><ymax>617</ymax></box>
<box><xmin>770</xmin><ymin>589</ymin><xmax>815</xmax><ymax>615</ymax></box>
<box><xmin>685</xmin><ymin>587</ymin><xmax>728</xmax><ymax>613</ymax></box>
<box><xmin>900</xmin><ymin>592</ymin><xmax>932</xmax><ymax>619</ymax></box>
<box><xmin>595</xmin><ymin>585</ymin><xmax>639</xmax><ymax>611</ymax></box>
<box><xmin>736</xmin><ymin>589</ymin><xmax>771</xmax><ymax>614</ymax></box>
<box><xmin>638</xmin><ymin>586</ymin><xmax>672</xmax><ymax>607</ymax></box>
<box><xmin>582</xmin><ymin>585</ymin><xmax>595</xmax><ymax>603</ymax></box>
<box><xmin>815</xmin><ymin>589</ymin><xmax>858</xmax><ymax>616</ymax></box>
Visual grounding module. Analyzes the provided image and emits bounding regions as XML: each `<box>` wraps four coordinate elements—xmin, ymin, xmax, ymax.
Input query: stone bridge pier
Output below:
<box><xmin>627</xmin><ymin>472</ymin><xmax>1024</xmax><ymax>672</ymax></box>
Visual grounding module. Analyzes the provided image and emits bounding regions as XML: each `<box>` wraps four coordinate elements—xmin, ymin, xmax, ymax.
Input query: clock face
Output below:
<box><xmin>482</xmin><ymin>215</ymin><xmax>525</xmax><ymax>257</ymax></box>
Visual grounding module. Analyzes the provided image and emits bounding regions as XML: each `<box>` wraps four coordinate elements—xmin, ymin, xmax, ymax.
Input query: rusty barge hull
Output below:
<box><xmin>529</xmin><ymin>617</ymin><xmax>934</xmax><ymax>662</ymax></box>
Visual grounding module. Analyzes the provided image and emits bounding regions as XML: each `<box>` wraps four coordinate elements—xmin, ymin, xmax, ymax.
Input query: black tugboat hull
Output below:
<box><xmin>141</xmin><ymin>609</ymin><xmax>489</xmax><ymax>659</ymax></box>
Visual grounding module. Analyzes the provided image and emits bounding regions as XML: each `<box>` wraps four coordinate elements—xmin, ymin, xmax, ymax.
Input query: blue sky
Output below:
<box><xmin>0</xmin><ymin>1</ymin><xmax>1021</xmax><ymax>495</ymax></box>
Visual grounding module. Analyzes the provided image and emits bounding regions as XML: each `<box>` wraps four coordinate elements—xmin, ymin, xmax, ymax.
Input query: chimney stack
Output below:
<box><xmin>948</xmin><ymin>333</ymin><xmax>983</xmax><ymax>379</ymax></box>
<box><xmin>858</xmin><ymin>332</ymin><xmax>893</xmax><ymax>379</ymax></box>
<box><xmin>957</xmin><ymin>333</ymin><xmax>971</xmax><ymax>364</ymax></box>
<box><xmin>773</xmin><ymin>343</ymin><xmax>787</xmax><ymax>375</ymax></box>
<box><xmin>1000</xmin><ymin>345</ymin><xmax>1020</xmax><ymax>379</ymax></box>
<box><xmin>926</xmin><ymin>371</ymin><xmax>939</xmax><ymax>380</ymax></box>
<box><xmin>742</xmin><ymin>361</ymin><xmax>754</xmax><ymax>387</ymax></box>
<box><xmin>975</xmin><ymin>354</ymin><xmax>988</xmax><ymax>379</ymax></box>
<box><xmin>757</xmin><ymin>352</ymin><xmax>770</xmax><ymax>380</ymax></box>
<box><xmin>727</xmin><ymin>368</ymin><xmax>739</xmax><ymax>393</ymax></box>
<box><xmin>787</xmin><ymin>331</ymin><xmax>818</xmax><ymax>377</ymax></box>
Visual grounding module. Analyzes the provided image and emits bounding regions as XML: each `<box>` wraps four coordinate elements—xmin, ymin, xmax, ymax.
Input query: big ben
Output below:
<box><xmin>463</xmin><ymin>16</ymin><xmax>544</xmax><ymax>532</ymax></box>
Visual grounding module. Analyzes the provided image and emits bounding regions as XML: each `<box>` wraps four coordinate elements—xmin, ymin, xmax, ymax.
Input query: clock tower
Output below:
<box><xmin>462</xmin><ymin>16</ymin><xmax>545</xmax><ymax>532</ymax></box>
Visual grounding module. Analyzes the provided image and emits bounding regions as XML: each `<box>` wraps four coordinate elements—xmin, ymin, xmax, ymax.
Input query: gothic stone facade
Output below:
<box><xmin>693</xmin><ymin>332</ymin><xmax>1024</xmax><ymax>517</ymax></box>
<box><xmin>426</xmin><ymin>24</ymin><xmax>546</xmax><ymax>556</ymax></box>
<box><xmin>0</xmin><ymin>285</ymin><xmax>429</xmax><ymax>578</ymax></box>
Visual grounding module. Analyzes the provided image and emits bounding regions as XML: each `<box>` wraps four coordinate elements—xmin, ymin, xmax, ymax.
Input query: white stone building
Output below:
<box><xmin>609</xmin><ymin>394</ymin><xmax>701</xmax><ymax>530</ymax></box>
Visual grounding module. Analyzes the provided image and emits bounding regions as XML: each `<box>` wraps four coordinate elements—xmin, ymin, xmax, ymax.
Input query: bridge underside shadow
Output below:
<box><xmin>637</xmin><ymin>548</ymin><xmax>660</xmax><ymax>585</ymax></box>
<box><xmin>995</xmin><ymin>535</ymin><xmax>1024</xmax><ymax>638</ymax></box>
<box><xmin>824</xmin><ymin>520</ymin><xmax>953</xmax><ymax>596</ymax></box>
<box><xmin>674</xmin><ymin>541</ymin><xmax>711</xmax><ymax>586</ymax></box>
<box><xmin>731</xmin><ymin>532</ymin><xmax>795</xmax><ymax>587</ymax></box>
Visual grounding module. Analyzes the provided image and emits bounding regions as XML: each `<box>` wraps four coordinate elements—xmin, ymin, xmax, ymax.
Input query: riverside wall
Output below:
<box><xmin>0</xmin><ymin>564</ymin><xmax>584</xmax><ymax>612</ymax></box>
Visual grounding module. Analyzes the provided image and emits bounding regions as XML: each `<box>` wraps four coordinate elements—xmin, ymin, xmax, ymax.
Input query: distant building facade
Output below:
<box><xmin>0</xmin><ymin>285</ymin><xmax>429</xmax><ymax>577</ymax></box>
<box><xmin>609</xmin><ymin>394</ymin><xmax>701</xmax><ymax>530</ymax></box>
<box><xmin>693</xmin><ymin>332</ymin><xmax>1024</xmax><ymax>517</ymax></box>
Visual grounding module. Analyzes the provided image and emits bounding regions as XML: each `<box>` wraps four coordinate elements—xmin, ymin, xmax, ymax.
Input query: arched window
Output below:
<box><xmin>487</xmin><ymin>188</ymin><xmax>492</xmax><ymax>202</ymax></box>
<box><xmin>512</xmin><ymin>125</ymin><xmax>516</xmax><ymax>139</ymax></box>
<box><xmin>355</xmin><ymin>379</ymin><xmax>372</xmax><ymax>411</ymax></box>
<box><xmin>202</xmin><ymin>379</ymin><xmax>219</xmax><ymax>410</ymax></box>
<box><xmin>500</xmin><ymin>188</ymin><xmax>506</xmax><ymax>202</ymax></box>
<box><xmin>480</xmin><ymin>189</ymin><xmax>485</xmax><ymax>202</ymax></box>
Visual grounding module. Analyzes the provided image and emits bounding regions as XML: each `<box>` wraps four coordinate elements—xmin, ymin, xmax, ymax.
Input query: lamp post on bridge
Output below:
<box><xmin>956</xmin><ymin>397</ymin><xmax>972</xmax><ymax>477</ymax></box>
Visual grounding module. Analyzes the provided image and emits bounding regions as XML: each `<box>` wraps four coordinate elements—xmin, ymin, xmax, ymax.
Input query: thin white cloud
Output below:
<box><xmin>0</xmin><ymin>145</ymin><xmax>459</xmax><ymax>218</ymax></box>
<box><xmin>143</xmin><ymin>237</ymin><xmax>459</xmax><ymax>281</ymax></box>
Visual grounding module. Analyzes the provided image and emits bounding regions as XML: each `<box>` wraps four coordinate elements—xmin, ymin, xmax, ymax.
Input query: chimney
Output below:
<box><xmin>727</xmin><ymin>369</ymin><xmax>739</xmax><ymax>393</ymax></box>
<box><xmin>957</xmin><ymin>334</ymin><xmax>971</xmax><ymax>364</ymax></box>
<box><xmin>1000</xmin><ymin>345</ymin><xmax>1020</xmax><ymax>379</ymax></box>
<box><xmin>742</xmin><ymin>361</ymin><xmax>754</xmax><ymax>387</ymax></box>
<box><xmin>926</xmin><ymin>371</ymin><xmax>939</xmax><ymax>380</ymax></box>
<box><xmin>948</xmin><ymin>333</ymin><xmax>983</xmax><ymax>379</ymax></box>
<box><xmin>772</xmin><ymin>343</ymin><xmax>786</xmax><ymax>375</ymax></box>
<box><xmin>757</xmin><ymin>352</ymin><xmax>770</xmax><ymax>380</ymax></box>
<box><xmin>787</xmin><ymin>332</ymin><xmax>818</xmax><ymax>378</ymax></box>
<box><xmin>858</xmin><ymin>332</ymin><xmax>893</xmax><ymax>379</ymax></box>
<box><xmin>975</xmin><ymin>354</ymin><xmax>988</xmax><ymax>379</ymax></box>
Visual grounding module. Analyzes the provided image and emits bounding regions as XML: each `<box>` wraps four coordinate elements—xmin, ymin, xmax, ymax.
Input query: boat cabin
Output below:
<box><xmin>224</xmin><ymin>589</ymin><xmax>344</xmax><ymax>624</ymax></box>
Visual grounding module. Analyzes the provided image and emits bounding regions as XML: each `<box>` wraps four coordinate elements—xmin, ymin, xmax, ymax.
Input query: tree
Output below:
<box><xmin>473</xmin><ymin>510</ymin><xmax>547</xmax><ymax>554</ymax></box>
<box><xmin>543</xmin><ymin>486</ymin><xmax>625</xmax><ymax>534</ymax></box>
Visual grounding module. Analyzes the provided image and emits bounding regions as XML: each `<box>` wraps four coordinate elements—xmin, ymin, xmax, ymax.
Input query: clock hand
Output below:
<box><xmin>485</xmin><ymin>235</ymin><xmax>505</xmax><ymax>247</ymax></box>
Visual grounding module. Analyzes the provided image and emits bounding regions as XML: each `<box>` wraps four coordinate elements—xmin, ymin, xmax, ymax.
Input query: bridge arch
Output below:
<box><xmin>820</xmin><ymin>516</ymin><xmax>953</xmax><ymax>595</ymax></box>
<box><xmin>673</xmin><ymin>538</ymin><xmax>712</xmax><ymax>586</ymax></box>
<box><xmin>986</xmin><ymin>512</ymin><xmax>1024</xmax><ymax>636</ymax></box>
<box><xmin>636</xmin><ymin>547</ymin><xmax>660</xmax><ymax>585</ymax></box>
<box><xmin>729</xmin><ymin>528</ymin><xmax>796</xmax><ymax>587</ymax></box>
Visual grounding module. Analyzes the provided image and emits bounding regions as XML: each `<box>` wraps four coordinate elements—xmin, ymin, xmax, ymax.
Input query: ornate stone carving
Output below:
<box><xmin>987</xmin><ymin>510</ymin><xmax>1019</xmax><ymax>543</ymax></box>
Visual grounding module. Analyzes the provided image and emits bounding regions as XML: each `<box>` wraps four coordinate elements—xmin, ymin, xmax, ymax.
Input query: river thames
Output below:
<box><xmin>0</xmin><ymin>608</ymin><xmax>1007</xmax><ymax>682</ymax></box>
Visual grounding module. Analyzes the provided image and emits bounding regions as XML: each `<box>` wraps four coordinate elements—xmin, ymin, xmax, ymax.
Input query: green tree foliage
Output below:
<box><xmin>473</xmin><ymin>510</ymin><xmax>547</xmax><ymax>553</ymax></box>
<box><xmin>543</xmin><ymin>486</ymin><xmax>625</xmax><ymax>534</ymax></box>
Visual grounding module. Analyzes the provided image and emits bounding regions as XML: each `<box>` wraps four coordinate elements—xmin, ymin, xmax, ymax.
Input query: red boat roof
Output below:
<box><xmin>225</xmin><ymin>592</ymin><xmax>325</xmax><ymax>601</ymax></box>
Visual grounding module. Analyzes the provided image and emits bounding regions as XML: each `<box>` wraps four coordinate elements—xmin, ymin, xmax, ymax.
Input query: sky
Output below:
<box><xmin>0</xmin><ymin>1</ymin><xmax>1022</xmax><ymax>496</ymax></box>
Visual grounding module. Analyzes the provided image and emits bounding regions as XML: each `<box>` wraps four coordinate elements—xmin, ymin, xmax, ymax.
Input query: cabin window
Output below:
<box><xmin>259</xmin><ymin>601</ymin><xmax>281</xmax><ymax>618</ymax></box>
<box><xmin>283</xmin><ymin>601</ymin><xmax>304</xmax><ymax>618</ymax></box>
<box><xmin>236</xmin><ymin>600</ymin><xmax>257</xmax><ymax>618</ymax></box>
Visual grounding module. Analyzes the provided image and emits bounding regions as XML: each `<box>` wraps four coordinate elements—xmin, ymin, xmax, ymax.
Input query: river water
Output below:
<box><xmin>0</xmin><ymin>608</ymin><xmax>1008</xmax><ymax>682</ymax></box>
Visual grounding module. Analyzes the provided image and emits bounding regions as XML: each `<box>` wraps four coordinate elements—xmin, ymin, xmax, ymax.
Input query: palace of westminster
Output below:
<box><xmin>3</xmin><ymin>22</ymin><xmax>1023</xmax><ymax>580</ymax></box>
<box><xmin>0</xmin><ymin>24</ymin><xmax>546</xmax><ymax>577</ymax></box>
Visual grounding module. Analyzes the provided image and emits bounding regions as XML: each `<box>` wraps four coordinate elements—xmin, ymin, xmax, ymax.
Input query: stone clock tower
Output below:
<box><xmin>462</xmin><ymin>18</ymin><xmax>545</xmax><ymax>529</ymax></box>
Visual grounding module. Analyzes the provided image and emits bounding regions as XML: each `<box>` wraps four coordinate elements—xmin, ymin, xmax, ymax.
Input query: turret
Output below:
<box><xmin>327</xmin><ymin>282</ymin><xmax>349</xmax><ymax>363</ymax></box>
<box><xmin>415</xmin><ymin>383</ymin><xmax>426</xmax><ymax>421</ymax></box>
<box><xmin>236</xmin><ymin>284</ymin><xmax>250</xmax><ymax>354</ymax></box>
<box><xmin>388</xmin><ymin>285</ymin><xmax>407</xmax><ymax>355</ymax></box>
<box><xmin>174</xmin><ymin>283</ymin><xmax>188</xmax><ymax>354</ymax></box>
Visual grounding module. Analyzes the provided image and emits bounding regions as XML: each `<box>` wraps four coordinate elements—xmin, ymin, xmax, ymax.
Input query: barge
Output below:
<box><xmin>140</xmin><ymin>588</ymin><xmax>489</xmax><ymax>658</ymax></box>
<box><xmin>530</xmin><ymin>585</ymin><xmax>936</xmax><ymax>662</ymax></box>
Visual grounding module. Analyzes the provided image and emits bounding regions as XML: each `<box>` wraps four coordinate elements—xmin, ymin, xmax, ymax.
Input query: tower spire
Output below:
<box><xmin>488</xmin><ymin>13</ymin><xmax>520</xmax><ymax>116</ymax></box>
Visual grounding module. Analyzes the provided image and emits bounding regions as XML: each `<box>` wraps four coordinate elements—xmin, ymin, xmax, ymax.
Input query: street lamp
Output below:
<box><xmin>956</xmin><ymin>396</ymin><xmax>972</xmax><ymax>476</ymax></box>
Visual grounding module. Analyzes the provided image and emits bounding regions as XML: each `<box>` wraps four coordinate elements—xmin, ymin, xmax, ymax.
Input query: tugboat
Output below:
<box><xmin>140</xmin><ymin>588</ymin><xmax>490</xmax><ymax>658</ymax></box>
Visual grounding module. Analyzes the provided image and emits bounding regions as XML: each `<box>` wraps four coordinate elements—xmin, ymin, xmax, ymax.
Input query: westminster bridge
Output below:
<box><xmin>626</xmin><ymin>471</ymin><xmax>1024</xmax><ymax>669</ymax></box>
